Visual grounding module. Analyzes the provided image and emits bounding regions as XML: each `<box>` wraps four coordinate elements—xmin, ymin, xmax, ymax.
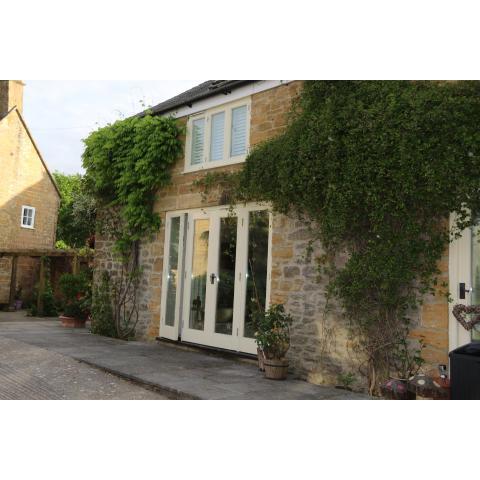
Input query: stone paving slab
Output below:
<box><xmin>0</xmin><ymin>311</ymin><xmax>370</xmax><ymax>400</ymax></box>
<box><xmin>0</xmin><ymin>336</ymin><xmax>167</xmax><ymax>400</ymax></box>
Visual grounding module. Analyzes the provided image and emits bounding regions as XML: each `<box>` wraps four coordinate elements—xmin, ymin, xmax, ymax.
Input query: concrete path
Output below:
<box><xmin>0</xmin><ymin>311</ymin><xmax>369</xmax><ymax>400</ymax></box>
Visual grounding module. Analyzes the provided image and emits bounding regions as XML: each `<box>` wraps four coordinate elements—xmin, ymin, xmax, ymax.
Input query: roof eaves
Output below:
<box><xmin>139</xmin><ymin>80</ymin><xmax>256</xmax><ymax>117</ymax></box>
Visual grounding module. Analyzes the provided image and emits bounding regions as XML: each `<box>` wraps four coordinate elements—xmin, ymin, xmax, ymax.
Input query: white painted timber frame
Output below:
<box><xmin>448</xmin><ymin>213</ymin><xmax>473</xmax><ymax>351</ymax></box>
<box><xmin>184</xmin><ymin>97</ymin><xmax>251</xmax><ymax>173</ymax></box>
<box><xmin>160</xmin><ymin>213</ymin><xmax>187</xmax><ymax>341</ymax></box>
<box><xmin>20</xmin><ymin>205</ymin><xmax>35</xmax><ymax>229</ymax></box>
<box><xmin>159</xmin><ymin>203</ymin><xmax>272</xmax><ymax>354</ymax></box>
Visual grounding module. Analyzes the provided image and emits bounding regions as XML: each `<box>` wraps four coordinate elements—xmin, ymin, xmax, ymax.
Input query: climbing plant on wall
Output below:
<box><xmin>82</xmin><ymin>112</ymin><xmax>183</xmax><ymax>339</ymax></box>
<box><xmin>196</xmin><ymin>81</ymin><xmax>480</xmax><ymax>393</ymax></box>
<box><xmin>82</xmin><ymin>113</ymin><xmax>183</xmax><ymax>257</ymax></box>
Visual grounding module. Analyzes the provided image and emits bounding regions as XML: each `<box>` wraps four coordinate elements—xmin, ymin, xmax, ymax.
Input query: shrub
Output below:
<box><xmin>90</xmin><ymin>271</ymin><xmax>116</xmax><ymax>337</ymax></box>
<box><xmin>255</xmin><ymin>304</ymin><xmax>293</xmax><ymax>359</ymax></box>
<box><xmin>29</xmin><ymin>281</ymin><xmax>58</xmax><ymax>317</ymax></box>
<box><xmin>58</xmin><ymin>272</ymin><xmax>91</xmax><ymax>320</ymax></box>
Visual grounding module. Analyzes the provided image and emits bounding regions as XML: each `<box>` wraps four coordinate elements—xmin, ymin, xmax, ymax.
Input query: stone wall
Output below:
<box><xmin>0</xmin><ymin>109</ymin><xmax>59</xmax><ymax>251</ymax></box>
<box><xmin>0</xmin><ymin>104</ymin><xmax>60</xmax><ymax>305</ymax></box>
<box><xmin>94</xmin><ymin>80</ymin><xmax>448</xmax><ymax>385</ymax></box>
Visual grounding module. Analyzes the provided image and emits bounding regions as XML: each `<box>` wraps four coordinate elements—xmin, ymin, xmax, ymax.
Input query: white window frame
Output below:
<box><xmin>184</xmin><ymin>97</ymin><xmax>251</xmax><ymax>173</ymax></box>
<box><xmin>20</xmin><ymin>205</ymin><xmax>36</xmax><ymax>229</ymax></box>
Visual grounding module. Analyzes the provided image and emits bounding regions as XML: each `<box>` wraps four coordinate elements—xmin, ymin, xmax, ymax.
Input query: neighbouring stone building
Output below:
<box><xmin>0</xmin><ymin>80</ymin><xmax>60</xmax><ymax>306</ymax></box>
<box><xmin>95</xmin><ymin>80</ymin><xmax>468</xmax><ymax>386</ymax></box>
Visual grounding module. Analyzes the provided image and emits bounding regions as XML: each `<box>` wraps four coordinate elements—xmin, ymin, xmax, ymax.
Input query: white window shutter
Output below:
<box><xmin>210</xmin><ymin>111</ymin><xmax>225</xmax><ymax>162</ymax></box>
<box><xmin>191</xmin><ymin>118</ymin><xmax>205</xmax><ymax>165</ymax></box>
<box><xmin>230</xmin><ymin>105</ymin><xmax>247</xmax><ymax>157</ymax></box>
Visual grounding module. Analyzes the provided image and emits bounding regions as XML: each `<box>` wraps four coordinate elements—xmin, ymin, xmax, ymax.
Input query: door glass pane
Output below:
<box><xmin>165</xmin><ymin>217</ymin><xmax>180</xmax><ymax>327</ymax></box>
<box><xmin>215</xmin><ymin>216</ymin><xmax>237</xmax><ymax>335</ymax></box>
<box><xmin>244</xmin><ymin>210</ymin><xmax>269</xmax><ymax>338</ymax></box>
<box><xmin>471</xmin><ymin>223</ymin><xmax>480</xmax><ymax>340</ymax></box>
<box><xmin>189</xmin><ymin>219</ymin><xmax>209</xmax><ymax>330</ymax></box>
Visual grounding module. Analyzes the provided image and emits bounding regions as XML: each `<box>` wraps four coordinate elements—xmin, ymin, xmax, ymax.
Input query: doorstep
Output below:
<box><xmin>156</xmin><ymin>336</ymin><xmax>258</xmax><ymax>365</ymax></box>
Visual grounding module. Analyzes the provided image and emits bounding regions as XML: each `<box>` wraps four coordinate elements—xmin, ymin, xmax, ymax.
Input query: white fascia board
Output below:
<box><xmin>161</xmin><ymin>80</ymin><xmax>292</xmax><ymax>119</ymax></box>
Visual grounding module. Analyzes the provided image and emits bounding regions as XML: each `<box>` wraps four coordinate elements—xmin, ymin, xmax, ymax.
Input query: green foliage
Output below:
<box><xmin>53</xmin><ymin>172</ymin><xmax>96</xmax><ymax>248</ymax></box>
<box><xmin>337</xmin><ymin>372</ymin><xmax>357</xmax><ymax>390</ymax></box>
<box><xmin>391</xmin><ymin>335</ymin><xmax>425</xmax><ymax>380</ymax></box>
<box><xmin>201</xmin><ymin>81</ymin><xmax>480</xmax><ymax>390</ymax></box>
<box><xmin>29</xmin><ymin>281</ymin><xmax>57</xmax><ymax>317</ymax></box>
<box><xmin>58</xmin><ymin>272</ymin><xmax>91</xmax><ymax>319</ymax></box>
<box><xmin>90</xmin><ymin>271</ymin><xmax>116</xmax><ymax>337</ymax></box>
<box><xmin>254</xmin><ymin>304</ymin><xmax>292</xmax><ymax>359</ymax></box>
<box><xmin>82</xmin><ymin>113</ymin><xmax>183</xmax><ymax>256</ymax></box>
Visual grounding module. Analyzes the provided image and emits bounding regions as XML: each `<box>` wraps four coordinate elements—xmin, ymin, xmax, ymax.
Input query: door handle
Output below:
<box><xmin>210</xmin><ymin>273</ymin><xmax>217</xmax><ymax>285</ymax></box>
<box><xmin>459</xmin><ymin>283</ymin><xmax>473</xmax><ymax>299</ymax></box>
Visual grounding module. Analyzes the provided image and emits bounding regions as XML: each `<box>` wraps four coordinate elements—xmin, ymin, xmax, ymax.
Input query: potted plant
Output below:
<box><xmin>254</xmin><ymin>304</ymin><xmax>292</xmax><ymax>380</ymax></box>
<box><xmin>58</xmin><ymin>272</ymin><xmax>90</xmax><ymax>328</ymax></box>
<box><xmin>380</xmin><ymin>337</ymin><xmax>425</xmax><ymax>399</ymax></box>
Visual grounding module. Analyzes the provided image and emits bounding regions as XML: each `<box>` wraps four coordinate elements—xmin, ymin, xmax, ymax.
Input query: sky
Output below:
<box><xmin>22</xmin><ymin>81</ymin><xmax>202</xmax><ymax>175</ymax></box>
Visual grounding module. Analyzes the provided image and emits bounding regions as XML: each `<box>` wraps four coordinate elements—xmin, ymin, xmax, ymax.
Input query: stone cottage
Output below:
<box><xmin>0</xmin><ymin>80</ymin><xmax>60</xmax><ymax>306</ymax></box>
<box><xmin>96</xmin><ymin>80</ymin><xmax>471</xmax><ymax>384</ymax></box>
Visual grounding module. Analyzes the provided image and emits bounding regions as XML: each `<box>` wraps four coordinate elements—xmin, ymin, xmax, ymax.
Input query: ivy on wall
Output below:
<box><xmin>82</xmin><ymin>113</ymin><xmax>183</xmax><ymax>255</ymax></box>
<box><xmin>82</xmin><ymin>113</ymin><xmax>183</xmax><ymax>339</ymax></box>
<box><xmin>197</xmin><ymin>81</ymin><xmax>480</xmax><ymax>392</ymax></box>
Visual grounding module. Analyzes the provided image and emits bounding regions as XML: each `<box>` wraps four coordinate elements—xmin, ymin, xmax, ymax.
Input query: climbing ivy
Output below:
<box><xmin>82</xmin><ymin>113</ymin><xmax>183</xmax><ymax>256</ymax></box>
<box><xmin>197</xmin><ymin>81</ymin><xmax>480</xmax><ymax>392</ymax></box>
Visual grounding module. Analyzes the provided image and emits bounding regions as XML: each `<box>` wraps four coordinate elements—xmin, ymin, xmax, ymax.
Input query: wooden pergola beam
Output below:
<box><xmin>0</xmin><ymin>249</ymin><xmax>85</xmax><ymax>258</ymax></box>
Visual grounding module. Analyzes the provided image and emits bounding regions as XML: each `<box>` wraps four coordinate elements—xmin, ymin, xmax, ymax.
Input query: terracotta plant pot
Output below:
<box><xmin>257</xmin><ymin>348</ymin><xmax>265</xmax><ymax>372</ymax></box>
<box><xmin>264</xmin><ymin>358</ymin><xmax>289</xmax><ymax>380</ymax></box>
<box><xmin>59</xmin><ymin>315</ymin><xmax>86</xmax><ymax>328</ymax></box>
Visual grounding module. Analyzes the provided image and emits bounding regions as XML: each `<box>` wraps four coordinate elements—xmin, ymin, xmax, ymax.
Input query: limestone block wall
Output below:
<box><xmin>0</xmin><ymin>109</ymin><xmax>59</xmax><ymax>251</ymax></box>
<box><xmin>94</xmin><ymin>80</ymin><xmax>449</xmax><ymax>385</ymax></box>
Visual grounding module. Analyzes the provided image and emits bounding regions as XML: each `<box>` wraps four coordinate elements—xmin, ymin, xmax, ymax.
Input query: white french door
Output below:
<box><xmin>159</xmin><ymin>205</ymin><xmax>272</xmax><ymax>354</ymax></box>
<box><xmin>159</xmin><ymin>214</ymin><xmax>187</xmax><ymax>341</ymax></box>
<box><xmin>448</xmin><ymin>214</ymin><xmax>480</xmax><ymax>351</ymax></box>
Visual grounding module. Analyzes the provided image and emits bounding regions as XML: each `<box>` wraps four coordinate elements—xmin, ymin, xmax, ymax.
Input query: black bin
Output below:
<box><xmin>449</xmin><ymin>342</ymin><xmax>480</xmax><ymax>399</ymax></box>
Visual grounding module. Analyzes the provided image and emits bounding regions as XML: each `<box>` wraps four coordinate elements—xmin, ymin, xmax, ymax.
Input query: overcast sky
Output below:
<box><xmin>22</xmin><ymin>81</ymin><xmax>202</xmax><ymax>175</ymax></box>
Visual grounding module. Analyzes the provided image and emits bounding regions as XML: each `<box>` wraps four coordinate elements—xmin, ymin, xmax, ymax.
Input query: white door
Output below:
<box><xmin>448</xmin><ymin>214</ymin><xmax>480</xmax><ymax>351</ymax></box>
<box><xmin>160</xmin><ymin>213</ymin><xmax>187</xmax><ymax>341</ymax></box>
<box><xmin>160</xmin><ymin>205</ymin><xmax>271</xmax><ymax>354</ymax></box>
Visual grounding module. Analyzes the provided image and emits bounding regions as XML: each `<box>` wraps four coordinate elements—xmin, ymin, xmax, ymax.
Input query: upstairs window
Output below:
<box><xmin>185</xmin><ymin>98</ymin><xmax>251</xmax><ymax>172</ymax></box>
<box><xmin>21</xmin><ymin>206</ymin><xmax>35</xmax><ymax>229</ymax></box>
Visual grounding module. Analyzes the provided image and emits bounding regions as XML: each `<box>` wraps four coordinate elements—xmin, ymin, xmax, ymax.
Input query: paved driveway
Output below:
<box><xmin>0</xmin><ymin>313</ymin><xmax>167</xmax><ymax>400</ymax></box>
<box><xmin>0</xmin><ymin>311</ymin><xmax>369</xmax><ymax>400</ymax></box>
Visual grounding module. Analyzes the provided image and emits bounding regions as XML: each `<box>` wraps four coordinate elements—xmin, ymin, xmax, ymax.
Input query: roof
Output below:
<box><xmin>146</xmin><ymin>80</ymin><xmax>255</xmax><ymax>116</ymax></box>
<box><xmin>0</xmin><ymin>106</ymin><xmax>61</xmax><ymax>198</ymax></box>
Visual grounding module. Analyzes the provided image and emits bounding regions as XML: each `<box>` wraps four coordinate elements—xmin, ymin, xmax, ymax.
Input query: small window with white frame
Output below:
<box><xmin>21</xmin><ymin>206</ymin><xmax>35</xmax><ymax>229</ymax></box>
<box><xmin>185</xmin><ymin>97</ymin><xmax>251</xmax><ymax>172</ymax></box>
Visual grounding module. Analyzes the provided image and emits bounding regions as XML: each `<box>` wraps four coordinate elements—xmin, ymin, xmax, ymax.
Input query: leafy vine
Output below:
<box><xmin>195</xmin><ymin>81</ymin><xmax>480</xmax><ymax>393</ymax></box>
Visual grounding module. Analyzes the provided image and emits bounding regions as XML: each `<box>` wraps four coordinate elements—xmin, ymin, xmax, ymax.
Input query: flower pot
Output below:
<box><xmin>59</xmin><ymin>315</ymin><xmax>86</xmax><ymax>328</ymax></box>
<box><xmin>14</xmin><ymin>299</ymin><xmax>23</xmax><ymax>310</ymax></box>
<box><xmin>257</xmin><ymin>348</ymin><xmax>265</xmax><ymax>372</ymax></box>
<box><xmin>264</xmin><ymin>358</ymin><xmax>289</xmax><ymax>380</ymax></box>
<box><xmin>380</xmin><ymin>379</ymin><xmax>415</xmax><ymax>400</ymax></box>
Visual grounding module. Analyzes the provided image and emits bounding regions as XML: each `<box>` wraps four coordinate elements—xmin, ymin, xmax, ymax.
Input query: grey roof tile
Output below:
<box><xmin>144</xmin><ymin>80</ymin><xmax>255</xmax><ymax>116</ymax></box>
